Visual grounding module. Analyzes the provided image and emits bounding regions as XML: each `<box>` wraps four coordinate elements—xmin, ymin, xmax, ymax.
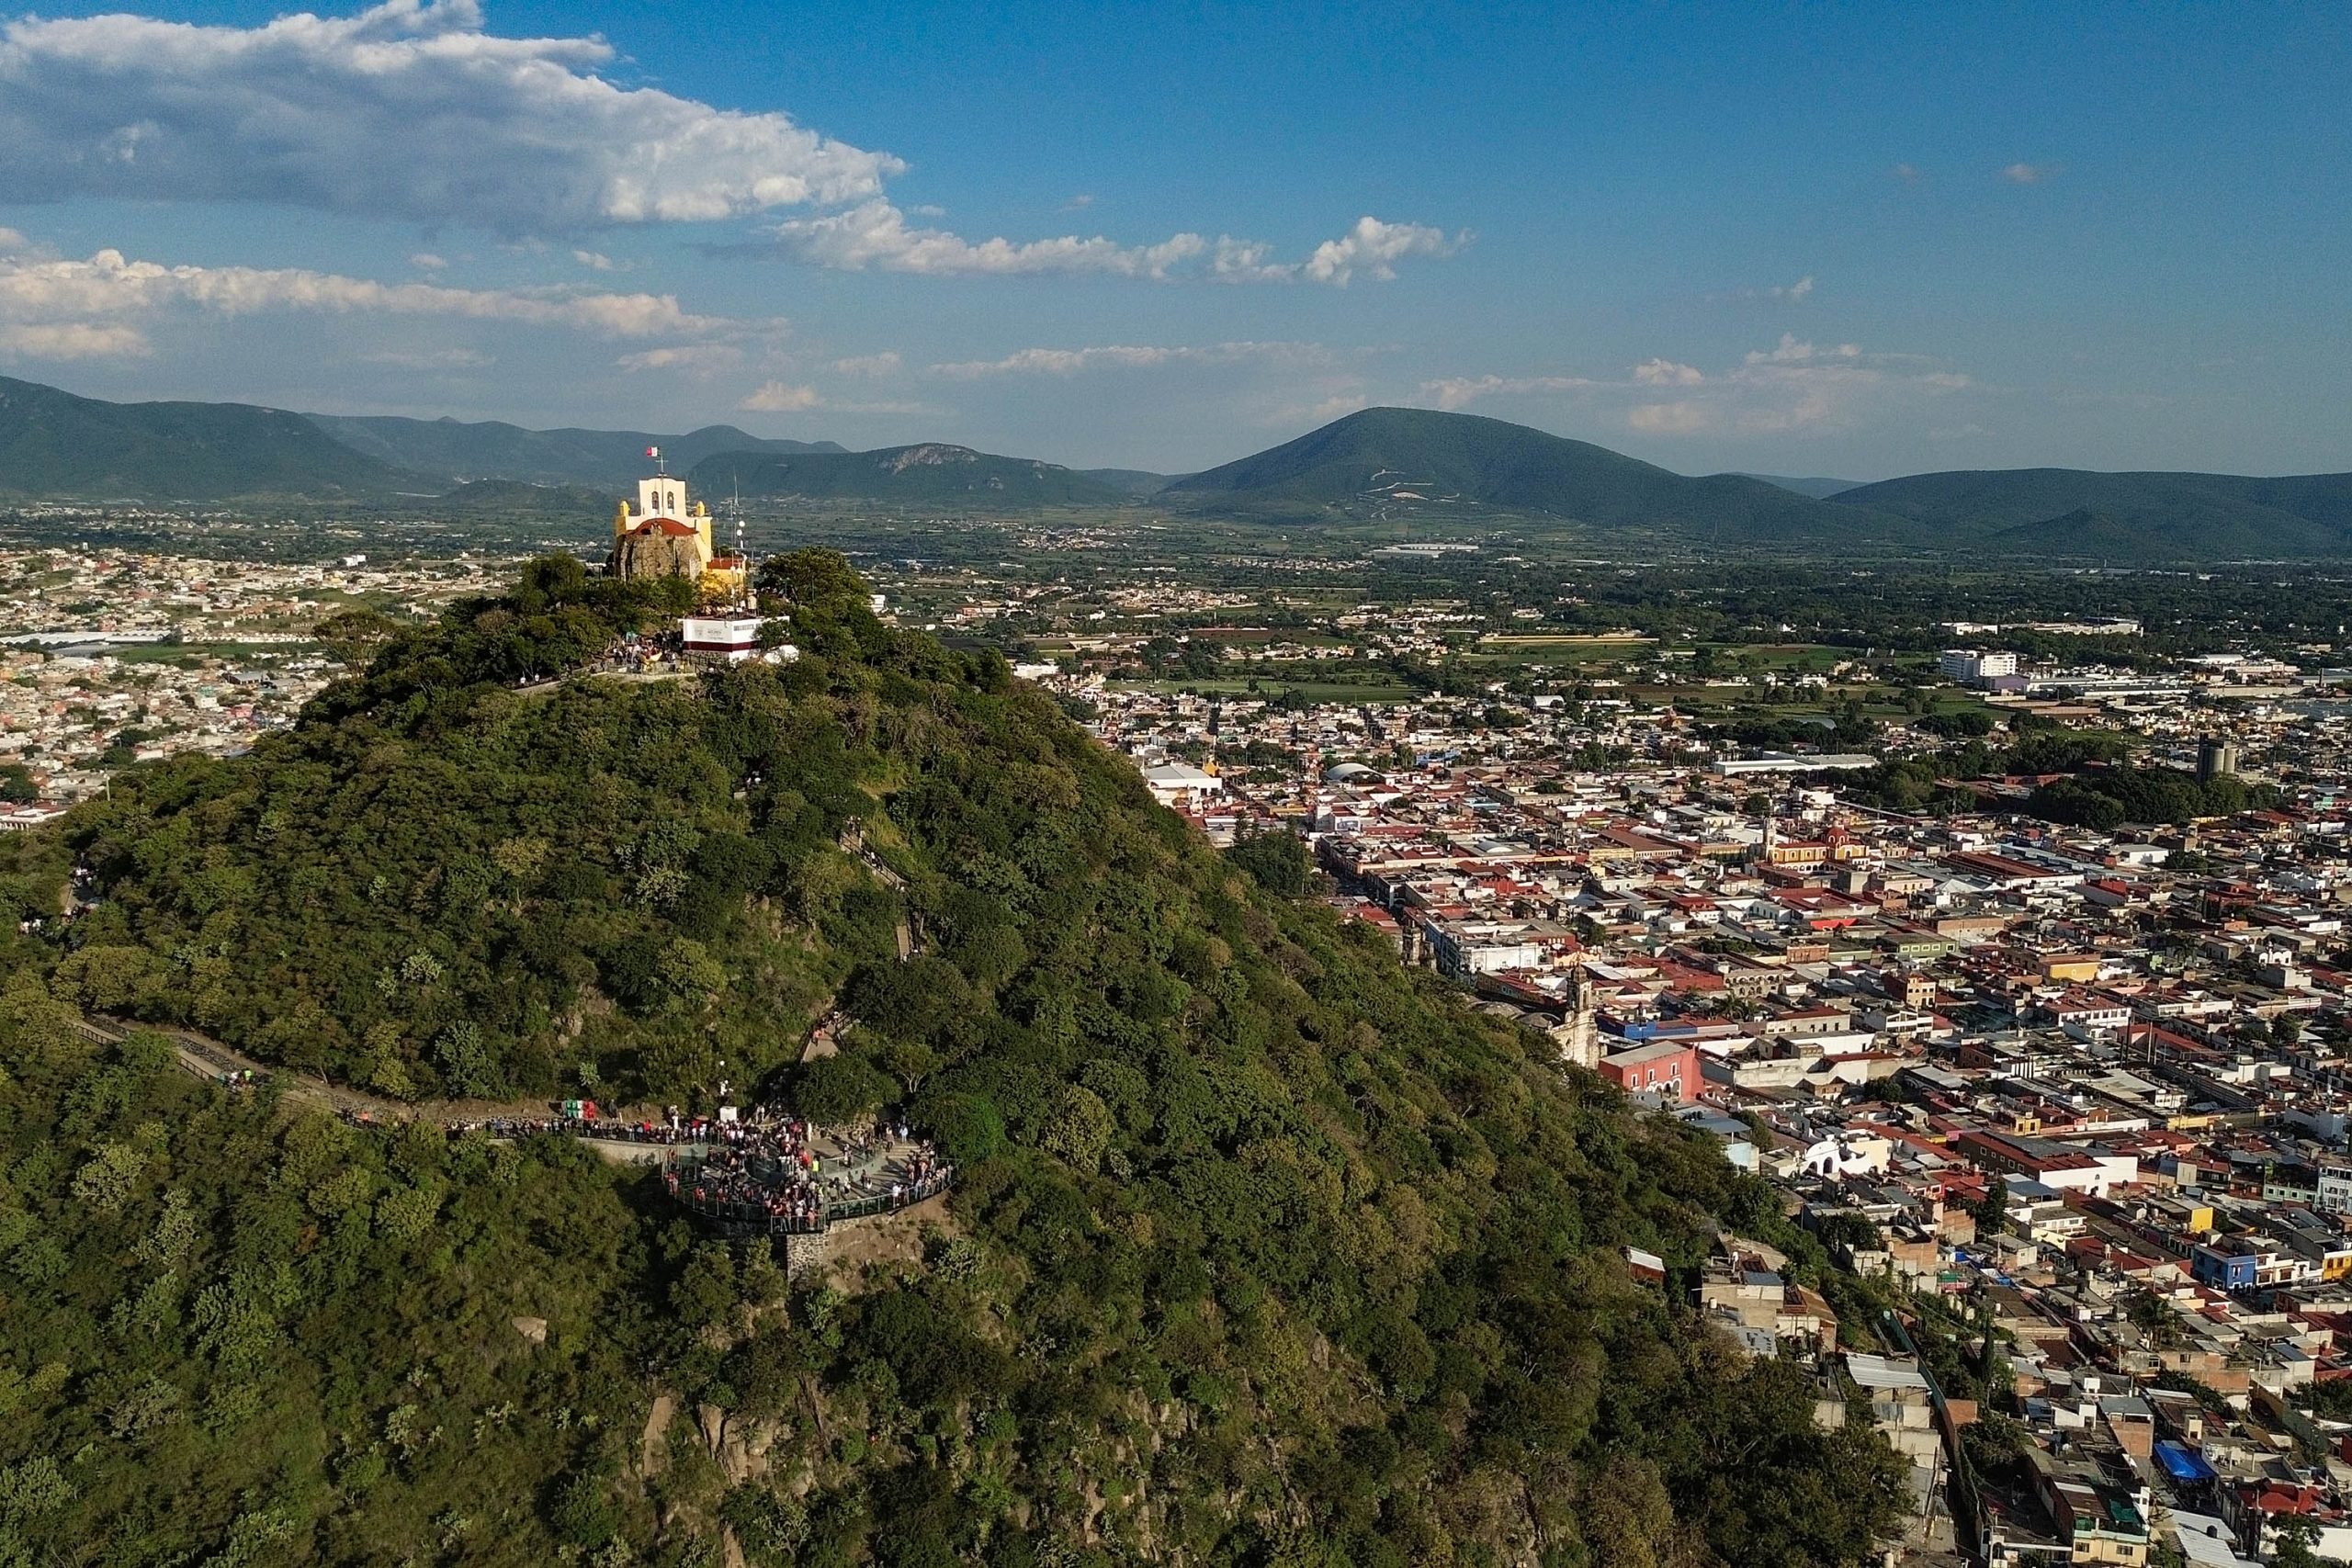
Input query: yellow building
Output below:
<box><xmin>608</xmin><ymin>465</ymin><xmax>748</xmax><ymax>601</ymax></box>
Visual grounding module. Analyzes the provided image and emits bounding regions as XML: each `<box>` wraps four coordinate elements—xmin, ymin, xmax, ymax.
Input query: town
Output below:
<box><xmin>1057</xmin><ymin>610</ymin><xmax>2352</xmax><ymax>1566</ymax></box>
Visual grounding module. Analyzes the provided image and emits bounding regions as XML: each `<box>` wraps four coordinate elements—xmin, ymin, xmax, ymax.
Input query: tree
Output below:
<box><xmin>1227</xmin><ymin>829</ymin><xmax>1310</xmax><ymax>896</ymax></box>
<box><xmin>2271</xmin><ymin>1515</ymin><xmax>2324</xmax><ymax>1568</ymax></box>
<box><xmin>1975</xmin><ymin>1176</ymin><xmax>2008</xmax><ymax>1238</ymax></box>
<box><xmin>672</xmin><ymin>1241</ymin><xmax>738</xmax><ymax>1330</ymax></box>
<box><xmin>313</xmin><ymin>608</ymin><xmax>407</xmax><ymax>672</ymax></box>
<box><xmin>1040</xmin><ymin>1085</ymin><xmax>1114</xmax><ymax>1173</ymax></box>
<box><xmin>795</xmin><ymin>1054</ymin><xmax>893</xmax><ymax>1125</ymax></box>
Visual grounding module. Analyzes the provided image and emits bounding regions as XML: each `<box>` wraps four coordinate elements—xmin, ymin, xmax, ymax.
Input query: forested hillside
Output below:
<box><xmin>0</xmin><ymin>555</ymin><xmax>1902</xmax><ymax>1566</ymax></box>
<box><xmin>0</xmin><ymin>375</ymin><xmax>406</xmax><ymax>499</ymax></box>
<box><xmin>1163</xmin><ymin>406</ymin><xmax>1902</xmax><ymax>540</ymax></box>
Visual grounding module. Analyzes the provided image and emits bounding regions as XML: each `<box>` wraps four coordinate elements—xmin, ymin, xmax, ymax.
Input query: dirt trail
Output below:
<box><xmin>85</xmin><ymin>1013</ymin><xmax>640</xmax><ymax>1126</ymax></box>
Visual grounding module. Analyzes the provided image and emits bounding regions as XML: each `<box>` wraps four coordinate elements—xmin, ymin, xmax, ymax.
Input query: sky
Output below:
<box><xmin>0</xmin><ymin>0</ymin><xmax>2345</xmax><ymax>479</ymax></box>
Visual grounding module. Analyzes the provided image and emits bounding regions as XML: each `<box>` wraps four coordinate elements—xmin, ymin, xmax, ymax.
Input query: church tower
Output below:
<box><xmin>1557</xmin><ymin>960</ymin><xmax>1601</xmax><ymax>1069</ymax></box>
<box><xmin>608</xmin><ymin>447</ymin><xmax>732</xmax><ymax>591</ymax></box>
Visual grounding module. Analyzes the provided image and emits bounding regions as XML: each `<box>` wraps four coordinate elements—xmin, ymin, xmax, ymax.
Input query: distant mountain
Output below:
<box><xmin>1165</xmin><ymin>406</ymin><xmax>1898</xmax><ymax>541</ymax></box>
<box><xmin>1831</xmin><ymin>467</ymin><xmax>2352</xmax><ymax>557</ymax></box>
<box><xmin>435</xmin><ymin>478</ymin><xmax>616</xmax><ymax>514</ymax></box>
<box><xmin>305</xmin><ymin>413</ymin><xmax>842</xmax><ymax>488</ymax></box>
<box><xmin>1075</xmin><ymin>467</ymin><xmax>1176</xmax><ymax>497</ymax></box>
<box><xmin>1736</xmin><ymin>473</ymin><xmax>1865</xmax><ymax>500</ymax></box>
<box><xmin>688</xmin><ymin>444</ymin><xmax>1133</xmax><ymax>507</ymax></box>
<box><xmin>0</xmin><ymin>375</ymin><xmax>409</xmax><ymax>500</ymax></box>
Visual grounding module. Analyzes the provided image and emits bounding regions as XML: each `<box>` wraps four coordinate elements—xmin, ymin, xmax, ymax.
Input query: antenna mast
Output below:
<box><xmin>732</xmin><ymin>475</ymin><xmax>750</xmax><ymax>612</ymax></box>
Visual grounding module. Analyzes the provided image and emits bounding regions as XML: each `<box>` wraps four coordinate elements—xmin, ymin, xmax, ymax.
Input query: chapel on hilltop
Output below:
<box><xmin>608</xmin><ymin>458</ymin><xmax>747</xmax><ymax>601</ymax></box>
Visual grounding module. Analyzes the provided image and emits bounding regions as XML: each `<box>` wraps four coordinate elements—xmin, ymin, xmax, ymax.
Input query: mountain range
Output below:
<box><xmin>1164</xmin><ymin>406</ymin><xmax>1894</xmax><ymax>543</ymax></box>
<box><xmin>307</xmin><ymin>412</ymin><xmax>843</xmax><ymax>488</ymax></box>
<box><xmin>1</xmin><ymin>373</ymin><xmax>2347</xmax><ymax>559</ymax></box>
<box><xmin>684</xmin><ymin>442</ymin><xmax>1132</xmax><ymax>507</ymax></box>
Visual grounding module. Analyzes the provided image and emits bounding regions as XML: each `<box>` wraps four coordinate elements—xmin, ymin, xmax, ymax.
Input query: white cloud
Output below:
<box><xmin>0</xmin><ymin>227</ymin><xmax>26</xmax><ymax>253</ymax></box>
<box><xmin>740</xmin><ymin>380</ymin><xmax>820</xmax><ymax>412</ymax></box>
<box><xmin>361</xmin><ymin>345</ymin><xmax>492</xmax><ymax>369</ymax></box>
<box><xmin>2003</xmin><ymin>162</ymin><xmax>2052</xmax><ymax>185</ymax></box>
<box><xmin>1204</xmin><ymin>221</ymin><xmax>1463</xmax><ymax>286</ymax></box>
<box><xmin>831</xmin><ymin>351</ymin><xmax>900</xmax><ymax>376</ymax></box>
<box><xmin>0</xmin><ymin>245</ymin><xmax>775</xmax><ymax>360</ymax></box>
<box><xmin>773</xmin><ymin>200</ymin><xmax>1208</xmax><ymax>278</ymax></box>
<box><xmin>0</xmin><ymin>321</ymin><xmax>148</xmax><ymax>359</ymax></box>
<box><xmin>0</xmin><ymin>0</ymin><xmax>899</xmax><ymax>233</ymax></box>
<box><xmin>1061</xmin><ymin>193</ymin><xmax>1093</xmax><ymax>210</ymax></box>
<box><xmin>1632</xmin><ymin>357</ymin><xmax>1704</xmax><ymax>387</ymax></box>
<box><xmin>1721</xmin><ymin>338</ymin><xmax>1972</xmax><ymax>434</ymax></box>
<box><xmin>1268</xmin><ymin>391</ymin><xmax>1370</xmax><ymax>426</ymax></box>
<box><xmin>1628</xmin><ymin>401</ymin><xmax>1711</xmax><ymax>434</ymax></box>
<box><xmin>1419</xmin><ymin>374</ymin><xmax>1597</xmax><ymax>412</ymax></box>
<box><xmin>616</xmin><ymin>343</ymin><xmax>744</xmax><ymax>376</ymax></box>
<box><xmin>1298</xmin><ymin>217</ymin><xmax>1460</xmax><ymax>287</ymax></box>
<box><xmin>409</xmin><ymin>252</ymin><xmax>447</xmax><ymax>270</ymax></box>
<box><xmin>572</xmin><ymin>250</ymin><xmax>625</xmax><ymax>272</ymax></box>
<box><xmin>1783</xmin><ymin>275</ymin><xmax>1815</xmax><ymax>301</ymax></box>
<box><xmin>1432</xmin><ymin>334</ymin><xmax>1973</xmax><ymax>439</ymax></box>
<box><xmin>771</xmin><ymin>202</ymin><xmax>1456</xmax><ymax>286</ymax></box>
<box><xmin>1745</xmin><ymin>333</ymin><xmax>1860</xmax><ymax>366</ymax></box>
<box><xmin>1893</xmin><ymin>163</ymin><xmax>1920</xmax><ymax>183</ymax></box>
<box><xmin>930</xmin><ymin>341</ymin><xmax>1326</xmax><ymax>378</ymax></box>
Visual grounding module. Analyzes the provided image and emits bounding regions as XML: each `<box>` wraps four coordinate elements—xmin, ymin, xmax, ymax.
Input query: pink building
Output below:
<box><xmin>1599</xmin><ymin>1040</ymin><xmax>1702</xmax><ymax>1104</ymax></box>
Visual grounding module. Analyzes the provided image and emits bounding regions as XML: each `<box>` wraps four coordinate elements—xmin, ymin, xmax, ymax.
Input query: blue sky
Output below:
<box><xmin>0</xmin><ymin>0</ymin><xmax>2344</xmax><ymax>478</ymax></box>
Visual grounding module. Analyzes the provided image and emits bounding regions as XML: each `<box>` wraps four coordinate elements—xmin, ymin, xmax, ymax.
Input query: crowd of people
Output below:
<box><xmin>334</xmin><ymin>1100</ymin><xmax>952</xmax><ymax>1235</ymax></box>
<box><xmin>662</xmin><ymin>1109</ymin><xmax>952</xmax><ymax>1236</ymax></box>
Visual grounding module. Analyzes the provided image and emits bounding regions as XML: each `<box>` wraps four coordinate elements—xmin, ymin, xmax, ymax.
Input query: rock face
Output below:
<box><xmin>881</xmin><ymin>444</ymin><xmax>979</xmax><ymax>471</ymax></box>
<box><xmin>511</xmin><ymin>1315</ymin><xmax>548</xmax><ymax>1345</ymax></box>
<box><xmin>783</xmin><ymin>1230</ymin><xmax>828</xmax><ymax>1281</ymax></box>
<box><xmin>608</xmin><ymin>526</ymin><xmax>705</xmax><ymax>581</ymax></box>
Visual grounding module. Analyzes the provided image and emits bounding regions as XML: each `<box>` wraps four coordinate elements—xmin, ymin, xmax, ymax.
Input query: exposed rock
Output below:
<box><xmin>511</xmin><ymin>1314</ymin><xmax>548</xmax><ymax>1345</ymax></box>
<box><xmin>641</xmin><ymin>1392</ymin><xmax>675</xmax><ymax>1479</ymax></box>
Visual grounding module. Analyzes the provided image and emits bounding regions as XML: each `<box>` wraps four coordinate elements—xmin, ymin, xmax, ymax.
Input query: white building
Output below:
<box><xmin>1939</xmin><ymin>649</ymin><xmax>2019</xmax><ymax>683</ymax></box>
<box><xmin>681</xmin><ymin>615</ymin><xmax>766</xmax><ymax>662</ymax></box>
<box><xmin>1140</xmin><ymin>762</ymin><xmax>1225</xmax><ymax>808</ymax></box>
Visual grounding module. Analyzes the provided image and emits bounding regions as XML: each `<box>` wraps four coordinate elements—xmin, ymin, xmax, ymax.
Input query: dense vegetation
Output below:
<box><xmin>1845</xmin><ymin>726</ymin><xmax>2277</xmax><ymax>826</ymax></box>
<box><xmin>0</xmin><ymin>554</ymin><xmax>1904</xmax><ymax>1564</ymax></box>
<box><xmin>0</xmin><ymin>986</ymin><xmax>678</xmax><ymax>1566</ymax></box>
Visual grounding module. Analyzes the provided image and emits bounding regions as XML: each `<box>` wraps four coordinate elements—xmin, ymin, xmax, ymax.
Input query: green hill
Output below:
<box><xmin>0</xmin><ymin>375</ymin><xmax>409</xmax><ymax>500</ymax></box>
<box><xmin>0</xmin><ymin>554</ymin><xmax>1903</xmax><ymax>1566</ymax></box>
<box><xmin>1736</xmin><ymin>473</ymin><xmax>1865</xmax><ymax>500</ymax></box>
<box><xmin>1074</xmin><ymin>466</ymin><xmax>1176</xmax><ymax>496</ymax></box>
<box><xmin>1831</xmin><ymin>467</ymin><xmax>2352</xmax><ymax>556</ymax></box>
<box><xmin>306</xmin><ymin>412</ymin><xmax>843</xmax><ymax>488</ymax></box>
<box><xmin>1165</xmin><ymin>406</ymin><xmax>1907</xmax><ymax>541</ymax></box>
<box><xmin>689</xmin><ymin>443</ymin><xmax>1133</xmax><ymax>507</ymax></box>
<box><xmin>435</xmin><ymin>477</ymin><xmax>617</xmax><ymax>514</ymax></box>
